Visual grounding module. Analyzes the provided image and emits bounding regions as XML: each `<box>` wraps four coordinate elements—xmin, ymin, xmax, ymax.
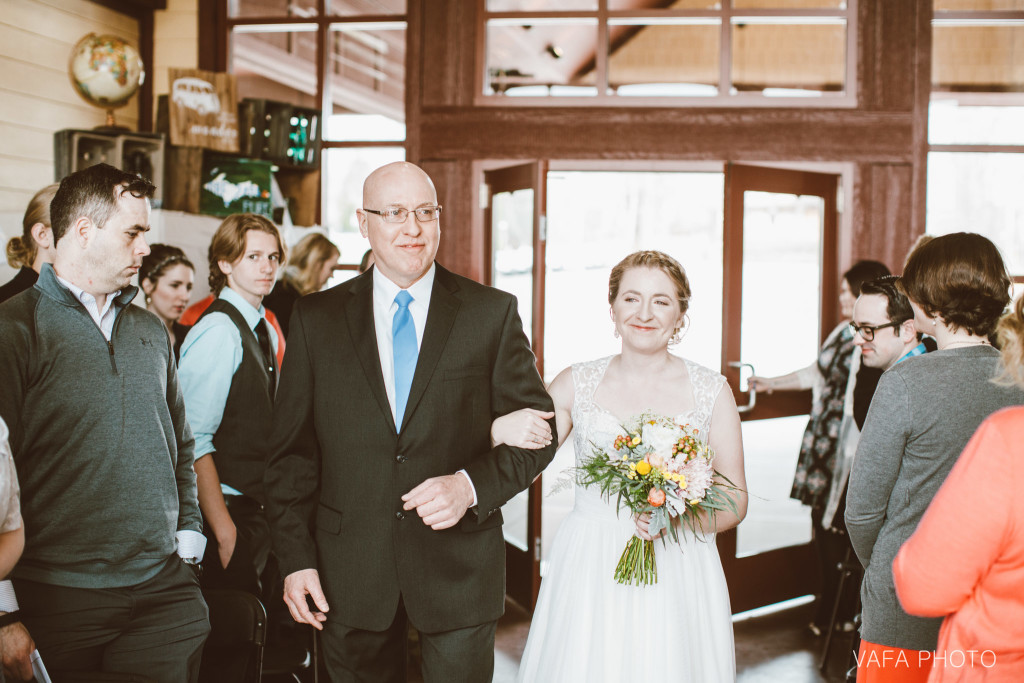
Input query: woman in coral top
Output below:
<box><xmin>893</xmin><ymin>292</ymin><xmax>1024</xmax><ymax>682</ymax></box>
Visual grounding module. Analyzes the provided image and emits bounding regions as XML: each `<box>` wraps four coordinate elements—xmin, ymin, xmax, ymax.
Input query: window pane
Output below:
<box><xmin>232</xmin><ymin>28</ymin><xmax>319</xmax><ymax>108</ymax></box>
<box><xmin>487</xmin><ymin>0</ymin><xmax>597</xmax><ymax>10</ymax></box>
<box><xmin>323</xmin><ymin>146</ymin><xmax>405</xmax><ymax>267</ymax></box>
<box><xmin>929</xmin><ymin>100</ymin><xmax>1024</xmax><ymax>145</ymax></box>
<box><xmin>486</xmin><ymin>19</ymin><xmax>599</xmax><ymax>96</ymax></box>
<box><xmin>609</xmin><ymin>0</ymin><xmax>720</xmax><ymax>7</ymax></box>
<box><xmin>734</xmin><ymin>0</ymin><xmax>846</xmax><ymax>7</ymax></box>
<box><xmin>491</xmin><ymin>189</ymin><xmax>535</xmax><ymax>345</ymax></box>
<box><xmin>932</xmin><ymin>24</ymin><xmax>1024</xmax><ymax>93</ymax></box>
<box><xmin>608</xmin><ymin>21</ymin><xmax>720</xmax><ymax>96</ymax></box>
<box><xmin>329</xmin><ymin>24</ymin><xmax>406</xmax><ymax>122</ymax></box>
<box><xmin>229</xmin><ymin>0</ymin><xmax>317</xmax><ymax>18</ymax></box>
<box><xmin>326</xmin><ymin>114</ymin><xmax>405</xmax><ymax>142</ymax></box>
<box><xmin>732</xmin><ymin>20</ymin><xmax>846</xmax><ymax>94</ymax></box>
<box><xmin>935</xmin><ymin>0</ymin><xmax>1024</xmax><ymax>9</ymax></box>
<box><xmin>737</xmin><ymin>417</ymin><xmax>813</xmax><ymax>556</ymax></box>
<box><xmin>927</xmin><ymin>152</ymin><xmax>1024</xmax><ymax>275</ymax></box>
<box><xmin>327</xmin><ymin>0</ymin><xmax>406</xmax><ymax>16</ymax></box>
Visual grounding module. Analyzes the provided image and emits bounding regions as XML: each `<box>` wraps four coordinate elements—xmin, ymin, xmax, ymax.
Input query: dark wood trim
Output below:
<box><xmin>137</xmin><ymin>8</ymin><xmax>154</xmax><ymax>132</ymax></box>
<box><xmin>718</xmin><ymin>530</ymin><xmax>818</xmax><ymax>614</ymax></box>
<box><xmin>197</xmin><ymin>0</ymin><xmax>219</xmax><ymax>71</ymax></box>
<box><xmin>417</xmin><ymin>108</ymin><xmax>914</xmax><ymax>162</ymax></box>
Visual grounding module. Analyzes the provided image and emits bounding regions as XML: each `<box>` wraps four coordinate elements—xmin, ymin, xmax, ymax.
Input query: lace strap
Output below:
<box><xmin>570</xmin><ymin>356</ymin><xmax>613</xmax><ymax>423</ymax></box>
<box><xmin>684</xmin><ymin>359</ymin><xmax>726</xmax><ymax>433</ymax></box>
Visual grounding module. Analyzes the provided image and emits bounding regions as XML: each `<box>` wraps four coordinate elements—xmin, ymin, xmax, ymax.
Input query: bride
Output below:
<box><xmin>493</xmin><ymin>250</ymin><xmax>748</xmax><ymax>682</ymax></box>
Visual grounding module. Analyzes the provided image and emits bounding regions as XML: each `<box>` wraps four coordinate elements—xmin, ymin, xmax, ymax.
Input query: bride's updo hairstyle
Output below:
<box><xmin>608</xmin><ymin>250</ymin><xmax>691</xmax><ymax>317</ymax></box>
<box><xmin>901</xmin><ymin>232</ymin><xmax>1010</xmax><ymax>338</ymax></box>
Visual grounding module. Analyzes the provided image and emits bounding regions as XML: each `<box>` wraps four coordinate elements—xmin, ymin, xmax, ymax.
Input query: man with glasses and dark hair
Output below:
<box><xmin>265</xmin><ymin>162</ymin><xmax>557</xmax><ymax>682</ymax></box>
<box><xmin>852</xmin><ymin>276</ymin><xmax>929</xmax><ymax>373</ymax></box>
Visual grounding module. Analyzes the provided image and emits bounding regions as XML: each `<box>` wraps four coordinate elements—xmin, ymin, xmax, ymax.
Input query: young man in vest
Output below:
<box><xmin>178</xmin><ymin>213</ymin><xmax>285</xmax><ymax>595</ymax></box>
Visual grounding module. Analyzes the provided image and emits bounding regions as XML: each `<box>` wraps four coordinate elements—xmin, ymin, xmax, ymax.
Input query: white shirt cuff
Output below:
<box><xmin>0</xmin><ymin>579</ymin><xmax>18</xmax><ymax>612</ymax></box>
<box><xmin>457</xmin><ymin>469</ymin><xmax>478</xmax><ymax>508</ymax></box>
<box><xmin>176</xmin><ymin>529</ymin><xmax>207</xmax><ymax>563</ymax></box>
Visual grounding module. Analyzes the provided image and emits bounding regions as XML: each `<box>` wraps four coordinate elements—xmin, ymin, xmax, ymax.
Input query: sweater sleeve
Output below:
<box><xmin>166</xmin><ymin>332</ymin><xmax>202</xmax><ymax>535</ymax></box>
<box><xmin>846</xmin><ymin>370</ymin><xmax>911</xmax><ymax>568</ymax></box>
<box><xmin>893</xmin><ymin>413</ymin><xmax>1013</xmax><ymax>617</ymax></box>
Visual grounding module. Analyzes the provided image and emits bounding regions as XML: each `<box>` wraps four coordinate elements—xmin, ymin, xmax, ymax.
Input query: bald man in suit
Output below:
<box><xmin>265</xmin><ymin>162</ymin><xmax>556</xmax><ymax>682</ymax></box>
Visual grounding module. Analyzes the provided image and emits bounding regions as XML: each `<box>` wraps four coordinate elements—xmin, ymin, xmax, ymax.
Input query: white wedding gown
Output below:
<box><xmin>516</xmin><ymin>356</ymin><xmax>736</xmax><ymax>683</ymax></box>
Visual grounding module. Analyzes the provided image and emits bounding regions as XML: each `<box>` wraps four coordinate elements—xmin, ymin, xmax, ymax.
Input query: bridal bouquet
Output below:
<box><xmin>577</xmin><ymin>411</ymin><xmax>740</xmax><ymax>586</ymax></box>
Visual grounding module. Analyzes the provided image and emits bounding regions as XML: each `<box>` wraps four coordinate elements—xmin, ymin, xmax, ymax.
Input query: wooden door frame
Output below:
<box><xmin>483</xmin><ymin>161</ymin><xmax>548</xmax><ymax>611</ymax></box>
<box><xmin>718</xmin><ymin>162</ymin><xmax>840</xmax><ymax>613</ymax></box>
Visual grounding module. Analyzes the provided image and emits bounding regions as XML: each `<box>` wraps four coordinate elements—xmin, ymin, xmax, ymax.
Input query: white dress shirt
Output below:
<box><xmin>370</xmin><ymin>265</ymin><xmax>477</xmax><ymax>505</ymax></box>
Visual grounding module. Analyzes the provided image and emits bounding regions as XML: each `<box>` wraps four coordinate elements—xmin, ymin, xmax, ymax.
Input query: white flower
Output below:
<box><xmin>640</xmin><ymin>420</ymin><xmax>679</xmax><ymax>460</ymax></box>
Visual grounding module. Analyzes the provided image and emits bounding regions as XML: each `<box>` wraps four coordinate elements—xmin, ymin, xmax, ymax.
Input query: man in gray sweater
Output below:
<box><xmin>0</xmin><ymin>164</ymin><xmax>209</xmax><ymax>681</ymax></box>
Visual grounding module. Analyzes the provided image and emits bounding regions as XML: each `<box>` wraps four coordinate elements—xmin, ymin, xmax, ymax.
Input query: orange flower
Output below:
<box><xmin>648</xmin><ymin>488</ymin><xmax>666</xmax><ymax>507</ymax></box>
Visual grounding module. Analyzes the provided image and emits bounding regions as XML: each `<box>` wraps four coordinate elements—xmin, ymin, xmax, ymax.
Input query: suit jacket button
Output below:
<box><xmin>396</xmin><ymin>454</ymin><xmax>407</xmax><ymax>463</ymax></box>
<box><xmin>395</xmin><ymin>511</ymin><xmax>405</xmax><ymax>520</ymax></box>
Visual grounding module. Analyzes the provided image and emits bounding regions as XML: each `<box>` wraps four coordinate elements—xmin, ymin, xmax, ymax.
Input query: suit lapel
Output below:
<box><xmin>344</xmin><ymin>272</ymin><xmax>396</xmax><ymax>432</ymax></box>
<box><xmin>400</xmin><ymin>265</ymin><xmax>460</xmax><ymax>432</ymax></box>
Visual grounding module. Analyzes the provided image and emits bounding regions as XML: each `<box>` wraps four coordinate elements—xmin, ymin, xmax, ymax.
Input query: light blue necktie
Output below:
<box><xmin>392</xmin><ymin>290</ymin><xmax>417</xmax><ymax>430</ymax></box>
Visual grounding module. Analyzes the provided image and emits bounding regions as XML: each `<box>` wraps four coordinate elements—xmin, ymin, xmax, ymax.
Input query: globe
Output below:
<box><xmin>68</xmin><ymin>33</ymin><xmax>146</xmax><ymax>129</ymax></box>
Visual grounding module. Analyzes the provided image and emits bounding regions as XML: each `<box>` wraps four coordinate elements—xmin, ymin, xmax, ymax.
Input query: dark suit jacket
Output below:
<box><xmin>265</xmin><ymin>264</ymin><xmax>556</xmax><ymax>632</ymax></box>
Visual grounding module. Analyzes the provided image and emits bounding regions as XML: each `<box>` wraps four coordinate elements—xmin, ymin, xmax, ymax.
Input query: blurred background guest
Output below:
<box><xmin>893</xmin><ymin>292</ymin><xmax>1024</xmax><ymax>683</ymax></box>
<box><xmin>847</xmin><ymin>232</ymin><xmax>1024</xmax><ymax>683</ymax></box>
<box><xmin>263</xmin><ymin>232</ymin><xmax>339</xmax><ymax>339</ymax></box>
<box><xmin>139</xmin><ymin>244</ymin><xmax>195</xmax><ymax>362</ymax></box>
<box><xmin>749</xmin><ymin>259</ymin><xmax>891</xmax><ymax>636</ymax></box>
<box><xmin>0</xmin><ymin>184</ymin><xmax>59</xmax><ymax>304</ymax></box>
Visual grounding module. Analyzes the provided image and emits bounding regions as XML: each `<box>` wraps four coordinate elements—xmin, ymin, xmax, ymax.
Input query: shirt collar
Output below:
<box><xmin>218</xmin><ymin>285</ymin><xmax>267</xmax><ymax>330</ymax></box>
<box><xmin>372</xmin><ymin>263</ymin><xmax>436</xmax><ymax>308</ymax></box>
<box><xmin>54</xmin><ymin>272</ymin><xmax>122</xmax><ymax>317</ymax></box>
<box><xmin>895</xmin><ymin>341</ymin><xmax>928</xmax><ymax>366</ymax></box>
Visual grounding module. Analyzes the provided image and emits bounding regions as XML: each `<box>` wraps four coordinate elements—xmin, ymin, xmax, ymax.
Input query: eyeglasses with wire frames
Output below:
<box><xmin>849</xmin><ymin>320</ymin><xmax>905</xmax><ymax>342</ymax></box>
<box><xmin>363</xmin><ymin>205</ymin><xmax>442</xmax><ymax>223</ymax></box>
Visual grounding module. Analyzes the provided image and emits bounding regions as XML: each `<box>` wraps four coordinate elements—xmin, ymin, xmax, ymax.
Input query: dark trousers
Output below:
<box><xmin>13</xmin><ymin>555</ymin><xmax>210</xmax><ymax>683</ymax></box>
<box><xmin>812</xmin><ymin>505</ymin><xmax>858</xmax><ymax>629</ymax></box>
<box><xmin>201</xmin><ymin>495</ymin><xmax>271</xmax><ymax>595</ymax></box>
<box><xmin>321</xmin><ymin>596</ymin><xmax>497</xmax><ymax>683</ymax></box>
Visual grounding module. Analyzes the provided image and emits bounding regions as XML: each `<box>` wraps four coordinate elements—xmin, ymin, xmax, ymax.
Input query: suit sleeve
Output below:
<box><xmin>463</xmin><ymin>295</ymin><xmax>557</xmax><ymax>521</ymax></box>
<box><xmin>846</xmin><ymin>370</ymin><xmax>911</xmax><ymax>568</ymax></box>
<box><xmin>893</xmin><ymin>413</ymin><xmax>1013</xmax><ymax>617</ymax></box>
<box><xmin>264</xmin><ymin>301</ymin><xmax>322</xmax><ymax>576</ymax></box>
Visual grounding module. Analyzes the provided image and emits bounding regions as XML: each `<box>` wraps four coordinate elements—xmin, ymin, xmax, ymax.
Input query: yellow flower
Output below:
<box><xmin>678</xmin><ymin>475</ymin><xmax>687</xmax><ymax>488</ymax></box>
<box><xmin>631</xmin><ymin>436</ymin><xmax>641</xmax><ymax>446</ymax></box>
<box><xmin>689</xmin><ymin>498</ymin><xmax>701</xmax><ymax>506</ymax></box>
<box><xmin>635</xmin><ymin>461</ymin><xmax>652</xmax><ymax>476</ymax></box>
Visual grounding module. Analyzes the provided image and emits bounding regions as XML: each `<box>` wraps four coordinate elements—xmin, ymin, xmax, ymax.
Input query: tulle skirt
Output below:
<box><xmin>516</xmin><ymin>492</ymin><xmax>736</xmax><ymax>682</ymax></box>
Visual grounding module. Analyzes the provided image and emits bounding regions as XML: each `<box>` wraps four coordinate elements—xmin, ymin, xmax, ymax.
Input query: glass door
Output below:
<box><xmin>719</xmin><ymin>163</ymin><xmax>840</xmax><ymax>613</ymax></box>
<box><xmin>484</xmin><ymin>161</ymin><xmax>547</xmax><ymax>611</ymax></box>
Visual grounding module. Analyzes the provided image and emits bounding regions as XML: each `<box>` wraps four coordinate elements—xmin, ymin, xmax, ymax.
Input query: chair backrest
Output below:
<box><xmin>203</xmin><ymin>588</ymin><xmax>268</xmax><ymax>648</ymax></box>
<box><xmin>200</xmin><ymin>588</ymin><xmax>268</xmax><ymax>683</ymax></box>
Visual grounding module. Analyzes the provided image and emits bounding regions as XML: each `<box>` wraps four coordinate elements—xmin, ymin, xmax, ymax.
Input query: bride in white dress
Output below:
<box><xmin>493</xmin><ymin>250</ymin><xmax>748</xmax><ymax>683</ymax></box>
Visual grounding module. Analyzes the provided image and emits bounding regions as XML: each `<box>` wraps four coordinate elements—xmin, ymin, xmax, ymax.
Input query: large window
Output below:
<box><xmin>929</xmin><ymin>2</ymin><xmax>1024</xmax><ymax>284</ymax></box>
<box><xmin>224</xmin><ymin>1</ymin><xmax>407</xmax><ymax>236</ymax></box>
<box><xmin>481</xmin><ymin>0</ymin><xmax>857</xmax><ymax>106</ymax></box>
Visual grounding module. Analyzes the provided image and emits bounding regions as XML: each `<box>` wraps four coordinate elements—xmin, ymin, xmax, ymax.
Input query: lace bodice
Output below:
<box><xmin>569</xmin><ymin>355</ymin><xmax>726</xmax><ymax>523</ymax></box>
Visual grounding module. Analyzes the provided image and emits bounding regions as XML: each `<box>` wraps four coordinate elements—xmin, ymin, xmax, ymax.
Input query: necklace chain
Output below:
<box><xmin>944</xmin><ymin>339</ymin><xmax>991</xmax><ymax>349</ymax></box>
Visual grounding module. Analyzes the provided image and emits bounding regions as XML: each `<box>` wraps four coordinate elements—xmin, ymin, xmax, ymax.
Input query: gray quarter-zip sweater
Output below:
<box><xmin>0</xmin><ymin>264</ymin><xmax>201</xmax><ymax>588</ymax></box>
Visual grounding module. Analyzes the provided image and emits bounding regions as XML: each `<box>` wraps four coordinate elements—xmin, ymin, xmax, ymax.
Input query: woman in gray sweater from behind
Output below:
<box><xmin>847</xmin><ymin>233</ymin><xmax>1024</xmax><ymax>682</ymax></box>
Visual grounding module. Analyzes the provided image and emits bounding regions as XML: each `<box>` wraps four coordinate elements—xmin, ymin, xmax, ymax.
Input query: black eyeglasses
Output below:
<box><xmin>849</xmin><ymin>320</ymin><xmax>902</xmax><ymax>342</ymax></box>
<box><xmin>363</xmin><ymin>205</ymin><xmax>442</xmax><ymax>223</ymax></box>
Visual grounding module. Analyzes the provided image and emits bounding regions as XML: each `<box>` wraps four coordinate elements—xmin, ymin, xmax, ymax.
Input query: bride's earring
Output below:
<box><xmin>145</xmin><ymin>294</ymin><xmax>152</xmax><ymax>306</ymax></box>
<box><xmin>613</xmin><ymin>327</ymin><xmax>620</xmax><ymax>339</ymax></box>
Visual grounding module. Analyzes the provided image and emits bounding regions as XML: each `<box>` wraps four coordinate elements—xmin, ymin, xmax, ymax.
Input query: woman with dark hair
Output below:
<box><xmin>847</xmin><ymin>233</ymin><xmax>1024</xmax><ymax>682</ymax></box>
<box><xmin>748</xmin><ymin>259</ymin><xmax>891</xmax><ymax>635</ymax></box>
<box><xmin>893</xmin><ymin>293</ymin><xmax>1024</xmax><ymax>682</ymax></box>
<box><xmin>139</xmin><ymin>243</ymin><xmax>195</xmax><ymax>361</ymax></box>
<box><xmin>0</xmin><ymin>184</ymin><xmax>59</xmax><ymax>304</ymax></box>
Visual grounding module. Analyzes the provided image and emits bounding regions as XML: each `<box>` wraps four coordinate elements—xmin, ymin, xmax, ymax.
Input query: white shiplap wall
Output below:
<box><xmin>0</xmin><ymin>0</ymin><xmax>141</xmax><ymax>216</ymax></box>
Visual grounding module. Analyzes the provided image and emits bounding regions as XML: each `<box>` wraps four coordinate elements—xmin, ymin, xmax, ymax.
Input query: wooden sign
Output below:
<box><xmin>167</xmin><ymin>68</ymin><xmax>239</xmax><ymax>152</ymax></box>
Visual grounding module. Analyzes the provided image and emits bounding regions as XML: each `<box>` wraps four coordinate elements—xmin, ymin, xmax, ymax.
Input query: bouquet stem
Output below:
<box><xmin>614</xmin><ymin>535</ymin><xmax>658</xmax><ymax>585</ymax></box>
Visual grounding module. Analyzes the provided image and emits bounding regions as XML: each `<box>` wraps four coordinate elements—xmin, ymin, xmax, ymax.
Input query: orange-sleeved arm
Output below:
<box><xmin>893</xmin><ymin>412</ymin><xmax>1015</xmax><ymax>617</ymax></box>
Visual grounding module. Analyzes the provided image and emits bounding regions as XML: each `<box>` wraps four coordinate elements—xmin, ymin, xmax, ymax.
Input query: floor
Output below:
<box><xmin>402</xmin><ymin>596</ymin><xmax>858</xmax><ymax>682</ymax></box>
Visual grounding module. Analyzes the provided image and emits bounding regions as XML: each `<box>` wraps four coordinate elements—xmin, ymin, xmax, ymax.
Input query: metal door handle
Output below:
<box><xmin>728</xmin><ymin>361</ymin><xmax>757</xmax><ymax>414</ymax></box>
